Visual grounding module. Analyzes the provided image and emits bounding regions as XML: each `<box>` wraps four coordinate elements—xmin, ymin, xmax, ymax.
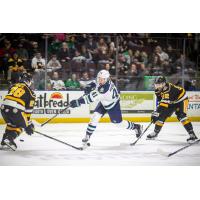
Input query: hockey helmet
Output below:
<box><xmin>154</xmin><ymin>76</ymin><xmax>166</xmax><ymax>84</ymax></box>
<box><xmin>97</xmin><ymin>70</ymin><xmax>110</xmax><ymax>86</ymax></box>
<box><xmin>20</xmin><ymin>73</ymin><xmax>33</xmax><ymax>86</ymax></box>
<box><xmin>154</xmin><ymin>76</ymin><xmax>166</xmax><ymax>91</ymax></box>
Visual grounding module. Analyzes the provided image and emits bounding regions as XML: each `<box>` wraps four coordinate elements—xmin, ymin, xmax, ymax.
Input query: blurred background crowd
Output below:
<box><xmin>0</xmin><ymin>33</ymin><xmax>199</xmax><ymax>91</ymax></box>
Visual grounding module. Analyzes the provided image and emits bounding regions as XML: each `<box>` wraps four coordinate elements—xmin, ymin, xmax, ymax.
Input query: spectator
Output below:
<box><xmin>84</xmin><ymin>35</ymin><xmax>97</xmax><ymax>53</ymax></box>
<box><xmin>0</xmin><ymin>52</ymin><xmax>10</xmax><ymax>80</ymax></box>
<box><xmin>57</xmin><ymin>42</ymin><xmax>71</xmax><ymax>63</ymax></box>
<box><xmin>173</xmin><ymin>54</ymin><xmax>195</xmax><ymax>72</ymax></box>
<box><xmin>118</xmin><ymin>53</ymin><xmax>129</xmax><ymax>76</ymax></box>
<box><xmin>50</xmin><ymin>71</ymin><xmax>66</xmax><ymax>90</ymax></box>
<box><xmin>31</xmin><ymin>52</ymin><xmax>46</xmax><ymax>90</ymax></box>
<box><xmin>7</xmin><ymin>52</ymin><xmax>25</xmax><ymax>83</ymax></box>
<box><xmin>54</xmin><ymin>33</ymin><xmax>65</xmax><ymax>42</ymax></box>
<box><xmin>72</xmin><ymin>50</ymin><xmax>86</xmax><ymax>63</ymax></box>
<box><xmin>57</xmin><ymin>42</ymin><xmax>72</xmax><ymax>73</ymax></box>
<box><xmin>104</xmin><ymin>63</ymin><xmax>116</xmax><ymax>76</ymax></box>
<box><xmin>64</xmin><ymin>73</ymin><xmax>80</xmax><ymax>90</ymax></box>
<box><xmin>0</xmin><ymin>40</ymin><xmax>16</xmax><ymax>80</ymax></box>
<box><xmin>148</xmin><ymin>54</ymin><xmax>163</xmax><ymax>75</ymax></box>
<box><xmin>125</xmin><ymin>63</ymin><xmax>140</xmax><ymax>90</ymax></box>
<box><xmin>16</xmin><ymin>43</ymin><xmax>29</xmax><ymax>68</ymax></box>
<box><xmin>140</xmin><ymin>51</ymin><xmax>148</xmax><ymax>66</ymax></box>
<box><xmin>79</xmin><ymin>71</ymin><xmax>93</xmax><ymax>89</ymax></box>
<box><xmin>29</xmin><ymin>41</ymin><xmax>40</xmax><ymax>58</ymax></box>
<box><xmin>187</xmin><ymin>80</ymin><xmax>197</xmax><ymax>91</ymax></box>
<box><xmin>88</xmin><ymin>68</ymin><xmax>96</xmax><ymax>80</ymax></box>
<box><xmin>155</xmin><ymin>45</ymin><xmax>169</xmax><ymax>62</ymax></box>
<box><xmin>31</xmin><ymin>52</ymin><xmax>45</xmax><ymax>71</ymax></box>
<box><xmin>166</xmin><ymin>44</ymin><xmax>177</xmax><ymax>63</ymax></box>
<box><xmin>47</xmin><ymin>54</ymin><xmax>62</xmax><ymax>72</ymax></box>
<box><xmin>49</xmin><ymin>37</ymin><xmax>62</xmax><ymax>55</ymax></box>
<box><xmin>81</xmin><ymin>45</ymin><xmax>93</xmax><ymax>63</ymax></box>
<box><xmin>97</xmin><ymin>37</ymin><xmax>109</xmax><ymax>65</ymax></box>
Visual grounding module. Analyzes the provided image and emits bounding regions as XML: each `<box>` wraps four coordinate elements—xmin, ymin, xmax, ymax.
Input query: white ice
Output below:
<box><xmin>0</xmin><ymin>122</ymin><xmax>200</xmax><ymax>166</ymax></box>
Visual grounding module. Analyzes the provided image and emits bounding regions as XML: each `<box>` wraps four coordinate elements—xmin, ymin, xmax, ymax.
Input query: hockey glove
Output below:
<box><xmin>151</xmin><ymin>111</ymin><xmax>159</xmax><ymax>123</ymax></box>
<box><xmin>25</xmin><ymin>122</ymin><xmax>35</xmax><ymax>135</ymax></box>
<box><xmin>84</xmin><ymin>82</ymin><xmax>96</xmax><ymax>94</ymax></box>
<box><xmin>70</xmin><ymin>99</ymin><xmax>81</xmax><ymax>108</ymax></box>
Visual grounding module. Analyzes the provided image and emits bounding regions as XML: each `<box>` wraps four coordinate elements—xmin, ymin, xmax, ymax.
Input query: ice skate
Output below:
<box><xmin>82</xmin><ymin>134</ymin><xmax>91</xmax><ymax>149</ymax></box>
<box><xmin>146</xmin><ymin>131</ymin><xmax>159</xmax><ymax>140</ymax></box>
<box><xmin>0</xmin><ymin>137</ymin><xmax>10</xmax><ymax>150</ymax></box>
<box><xmin>187</xmin><ymin>132</ymin><xmax>198</xmax><ymax>143</ymax></box>
<box><xmin>134</xmin><ymin>124</ymin><xmax>143</xmax><ymax>138</ymax></box>
<box><xmin>2</xmin><ymin>135</ymin><xmax>17</xmax><ymax>151</ymax></box>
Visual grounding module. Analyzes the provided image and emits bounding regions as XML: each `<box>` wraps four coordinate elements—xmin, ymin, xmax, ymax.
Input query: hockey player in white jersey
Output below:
<box><xmin>69</xmin><ymin>70</ymin><xmax>143</xmax><ymax>146</ymax></box>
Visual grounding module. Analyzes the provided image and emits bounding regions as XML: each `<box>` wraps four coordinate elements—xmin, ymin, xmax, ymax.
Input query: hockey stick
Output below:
<box><xmin>158</xmin><ymin>138</ymin><xmax>200</xmax><ymax>157</ymax></box>
<box><xmin>130</xmin><ymin>121</ymin><xmax>153</xmax><ymax>146</ymax></box>
<box><xmin>41</xmin><ymin>104</ymin><xmax>71</xmax><ymax>127</ymax></box>
<box><xmin>34</xmin><ymin>130</ymin><xmax>83</xmax><ymax>150</ymax></box>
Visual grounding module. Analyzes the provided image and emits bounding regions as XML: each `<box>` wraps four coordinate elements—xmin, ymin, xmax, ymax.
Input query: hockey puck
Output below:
<box><xmin>20</xmin><ymin>139</ymin><xmax>24</xmax><ymax>142</ymax></box>
<box><xmin>87</xmin><ymin>143</ymin><xmax>91</xmax><ymax>147</ymax></box>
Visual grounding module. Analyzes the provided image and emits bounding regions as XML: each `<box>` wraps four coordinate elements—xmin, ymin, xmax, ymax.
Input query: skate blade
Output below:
<box><xmin>146</xmin><ymin>137</ymin><xmax>157</xmax><ymax>140</ymax></box>
<box><xmin>0</xmin><ymin>145</ymin><xmax>11</xmax><ymax>151</ymax></box>
<box><xmin>4</xmin><ymin>140</ymin><xmax>16</xmax><ymax>151</ymax></box>
<box><xmin>81</xmin><ymin>142</ymin><xmax>91</xmax><ymax>150</ymax></box>
<box><xmin>187</xmin><ymin>139</ymin><xmax>198</xmax><ymax>144</ymax></box>
<box><xmin>157</xmin><ymin>148</ymin><xmax>169</xmax><ymax>157</ymax></box>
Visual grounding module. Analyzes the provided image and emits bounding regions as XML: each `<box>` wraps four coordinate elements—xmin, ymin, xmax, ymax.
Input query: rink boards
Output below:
<box><xmin>0</xmin><ymin>90</ymin><xmax>200</xmax><ymax>123</ymax></box>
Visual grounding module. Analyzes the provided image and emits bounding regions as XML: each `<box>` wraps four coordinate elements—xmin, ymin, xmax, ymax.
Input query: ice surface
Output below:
<box><xmin>0</xmin><ymin>122</ymin><xmax>200</xmax><ymax>166</ymax></box>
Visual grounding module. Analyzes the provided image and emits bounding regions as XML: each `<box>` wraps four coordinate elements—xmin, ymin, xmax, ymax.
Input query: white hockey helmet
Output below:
<box><xmin>97</xmin><ymin>70</ymin><xmax>110</xmax><ymax>85</ymax></box>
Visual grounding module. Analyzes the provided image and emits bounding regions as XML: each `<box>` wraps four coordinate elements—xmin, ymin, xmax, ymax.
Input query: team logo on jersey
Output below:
<box><xmin>99</xmin><ymin>87</ymin><xmax>104</xmax><ymax>93</ymax></box>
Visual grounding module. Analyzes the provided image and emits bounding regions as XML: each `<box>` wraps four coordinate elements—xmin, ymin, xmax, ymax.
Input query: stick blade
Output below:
<box><xmin>157</xmin><ymin>148</ymin><xmax>169</xmax><ymax>157</ymax></box>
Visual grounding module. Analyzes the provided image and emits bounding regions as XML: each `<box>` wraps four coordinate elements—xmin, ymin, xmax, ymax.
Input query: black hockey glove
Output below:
<box><xmin>151</xmin><ymin>111</ymin><xmax>159</xmax><ymax>123</ymax></box>
<box><xmin>25</xmin><ymin>122</ymin><xmax>35</xmax><ymax>135</ymax></box>
<box><xmin>70</xmin><ymin>99</ymin><xmax>81</xmax><ymax>108</ymax></box>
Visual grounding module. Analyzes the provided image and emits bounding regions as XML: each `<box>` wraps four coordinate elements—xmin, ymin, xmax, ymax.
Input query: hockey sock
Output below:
<box><xmin>115</xmin><ymin>120</ymin><xmax>136</xmax><ymax>130</ymax></box>
<box><xmin>182</xmin><ymin>120</ymin><xmax>194</xmax><ymax>134</ymax></box>
<box><xmin>86</xmin><ymin>123</ymin><xmax>97</xmax><ymax>137</ymax></box>
<box><xmin>179</xmin><ymin>118</ymin><xmax>194</xmax><ymax>134</ymax></box>
<box><xmin>154</xmin><ymin>120</ymin><xmax>164</xmax><ymax>133</ymax></box>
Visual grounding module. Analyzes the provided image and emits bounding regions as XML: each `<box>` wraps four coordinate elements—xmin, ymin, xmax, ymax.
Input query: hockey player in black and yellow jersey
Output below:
<box><xmin>0</xmin><ymin>73</ymin><xmax>36</xmax><ymax>150</ymax></box>
<box><xmin>147</xmin><ymin>76</ymin><xmax>198</xmax><ymax>143</ymax></box>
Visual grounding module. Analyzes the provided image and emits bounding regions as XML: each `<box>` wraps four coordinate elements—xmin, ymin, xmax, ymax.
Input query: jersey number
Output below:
<box><xmin>9</xmin><ymin>86</ymin><xmax>25</xmax><ymax>98</ymax></box>
<box><xmin>112</xmin><ymin>88</ymin><xmax>119</xmax><ymax>99</ymax></box>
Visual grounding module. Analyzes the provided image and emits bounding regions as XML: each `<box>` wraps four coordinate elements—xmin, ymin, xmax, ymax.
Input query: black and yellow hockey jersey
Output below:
<box><xmin>3</xmin><ymin>83</ymin><xmax>36</xmax><ymax>118</ymax></box>
<box><xmin>155</xmin><ymin>82</ymin><xmax>187</xmax><ymax>108</ymax></box>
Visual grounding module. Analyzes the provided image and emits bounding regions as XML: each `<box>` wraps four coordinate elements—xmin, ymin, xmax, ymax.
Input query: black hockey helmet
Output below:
<box><xmin>154</xmin><ymin>76</ymin><xmax>166</xmax><ymax>84</ymax></box>
<box><xmin>19</xmin><ymin>72</ymin><xmax>33</xmax><ymax>84</ymax></box>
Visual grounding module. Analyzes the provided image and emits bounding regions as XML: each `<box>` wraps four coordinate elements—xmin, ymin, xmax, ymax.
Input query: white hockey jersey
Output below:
<box><xmin>82</xmin><ymin>80</ymin><xmax>120</xmax><ymax>110</ymax></box>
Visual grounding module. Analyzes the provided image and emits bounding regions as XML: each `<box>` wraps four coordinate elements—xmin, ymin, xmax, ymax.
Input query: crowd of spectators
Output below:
<box><xmin>0</xmin><ymin>33</ymin><xmax>199</xmax><ymax>91</ymax></box>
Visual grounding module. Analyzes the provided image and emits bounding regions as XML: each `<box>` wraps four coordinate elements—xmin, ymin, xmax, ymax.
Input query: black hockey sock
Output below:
<box><xmin>154</xmin><ymin>121</ymin><xmax>164</xmax><ymax>134</ymax></box>
<box><xmin>182</xmin><ymin>121</ymin><xmax>194</xmax><ymax>134</ymax></box>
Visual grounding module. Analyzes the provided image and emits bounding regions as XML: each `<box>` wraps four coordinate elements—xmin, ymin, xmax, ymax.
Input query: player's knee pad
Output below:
<box><xmin>89</xmin><ymin>112</ymin><xmax>102</xmax><ymax>126</ymax></box>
